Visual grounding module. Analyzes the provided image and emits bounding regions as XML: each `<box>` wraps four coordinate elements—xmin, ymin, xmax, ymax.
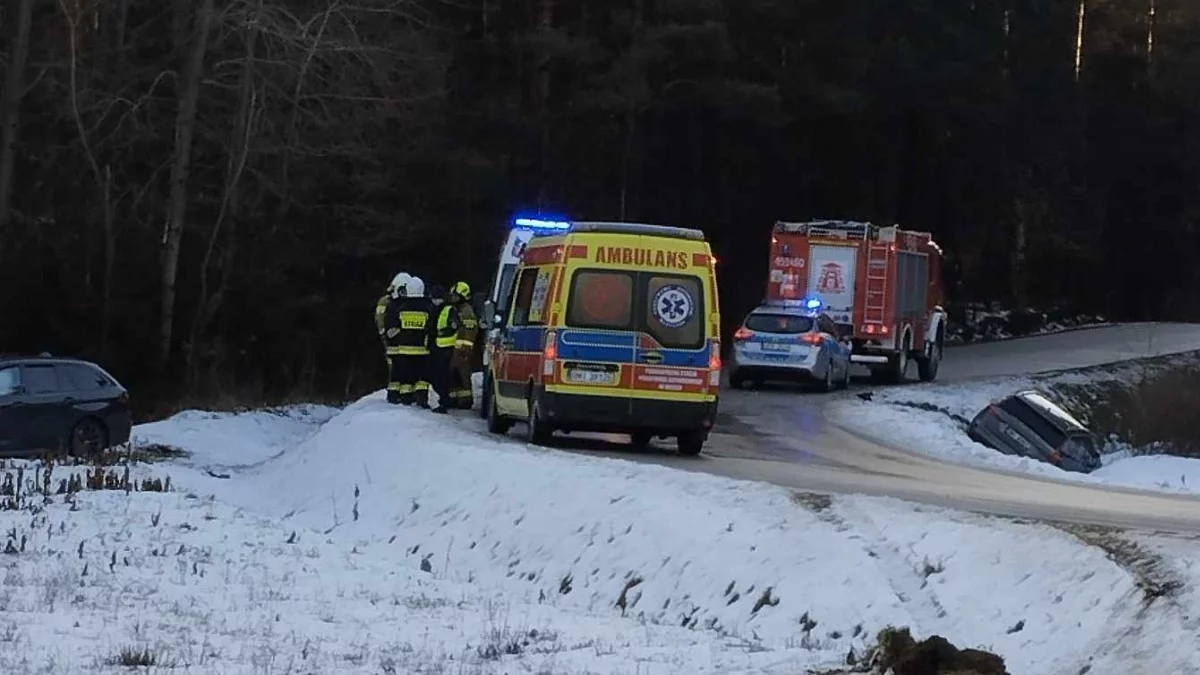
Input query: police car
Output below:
<box><xmin>728</xmin><ymin>299</ymin><xmax>852</xmax><ymax>392</ymax></box>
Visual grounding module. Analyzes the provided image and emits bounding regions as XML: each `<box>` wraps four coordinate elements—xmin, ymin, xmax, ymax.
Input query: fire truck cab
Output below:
<box><xmin>766</xmin><ymin>220</ymin><xmax>948</xmax><ymax>383</ymax></box>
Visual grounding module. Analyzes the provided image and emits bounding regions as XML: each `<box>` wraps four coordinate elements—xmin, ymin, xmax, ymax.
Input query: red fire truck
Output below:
<box><xmin>765</xmin><ymin>220</ymin><xmax>948</xmax><ymax>383</ymax></box>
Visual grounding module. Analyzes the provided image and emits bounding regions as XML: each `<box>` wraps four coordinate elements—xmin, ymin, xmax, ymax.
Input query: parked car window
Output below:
<box><xmin>1000</xmin><ymin>395</ymin><xmax>1067</xmax><ymax>448</ymax></box>
<box><xmin>1020</xmin><ymin>391</ymin><xmax>1087</xmax><ymax>432</ymax></box>
<box><xmin>22</xmin><ymin>365</ymin><xmax>59</xmax><ymax>394</ymax></box>
<box><xmin>58</xmin><ymin>363</ymin><xmax>109</xmax><ymax>390</ymax></box>
<box><xmin>745</xmin><ymin>313</ymin><xmax>813</xmax><ymax>334</ymax></box>
<box><xmin>0</xmin><ymin>366</ymin><xmax>19</xmax><ymax>396</ymax></box>
<box><xmin>1062</xmin><ymin>434</ymin><xmax>1097</xmax><ymax>458</ymax></box>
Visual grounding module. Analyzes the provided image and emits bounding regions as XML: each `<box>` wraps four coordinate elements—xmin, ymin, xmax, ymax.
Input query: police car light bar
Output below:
<box><xmin>804</xmin><ymin>298</ymin><xmax>822</xmax><ymax>310</ymax></box>
<box><xmin>513</xmin><ymin>216</ymin><xmax>572</xmax><ymax>231</ymax></box>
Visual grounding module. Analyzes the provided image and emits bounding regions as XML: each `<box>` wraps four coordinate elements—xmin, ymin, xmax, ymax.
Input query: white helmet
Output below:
<box><xmin>407</xmin><ymin>275</ymin><xmax>426</xmax><ymax>298</ymax></box>
<box><xmin>389</xmin><ymin>272</ymin><xmax>412</xmax><ymax>299</ymax></box>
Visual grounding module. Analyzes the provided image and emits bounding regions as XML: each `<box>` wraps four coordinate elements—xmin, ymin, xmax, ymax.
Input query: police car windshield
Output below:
<box><xmin>745</xmin><ymin>313</ymin><xmax>813</xmax><ymax>334</ymax></box>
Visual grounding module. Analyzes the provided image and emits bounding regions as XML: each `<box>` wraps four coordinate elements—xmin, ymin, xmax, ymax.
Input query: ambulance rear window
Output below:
<box><xmin>567</xmin><ymin>271</ymin><xmax>635</xmax><ymax>329</ymax></box>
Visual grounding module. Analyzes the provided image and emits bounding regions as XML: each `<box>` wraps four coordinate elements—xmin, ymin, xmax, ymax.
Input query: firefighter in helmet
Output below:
<box><xmin>447</xmin><ymin>280</ymin><xmax>478</xmax><ymax>409</ymax></box>
<box><xmin>382</xmin><ymin>274</ymin><xmax>432</xmax><ymax>406</ymax></box>
<box><xmin>425</xmin><ymin>283</ymin><xmax>460</xmax><ymax>414</ymax></box>
<box><xmin>378</xmin><ymin>272</ymin><xmax>410</xmax><ymax>404</ymax></box>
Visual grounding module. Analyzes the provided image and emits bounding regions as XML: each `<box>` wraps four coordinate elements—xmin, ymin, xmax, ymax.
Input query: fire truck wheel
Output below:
<box><xmin>885</xmin><ymin>346</ymin><xmax>910</xmax><ymax>384</ymax></box>
<box><xmin>918</xmin><ymin>342</ymin><xmax>942</xmax><ymax>382</ymax></box>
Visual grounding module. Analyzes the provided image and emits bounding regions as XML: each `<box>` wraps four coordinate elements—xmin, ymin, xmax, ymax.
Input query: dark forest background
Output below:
<box><xmin>1</xmin><ymin>0</ymin><xmax>1198</xmax><ymax>411</ymax></box>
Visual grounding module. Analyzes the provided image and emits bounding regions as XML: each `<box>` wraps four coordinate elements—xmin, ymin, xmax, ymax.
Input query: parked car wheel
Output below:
<box><xmin>70</xmin><ymin>418</ymin><xmax>107</xmax><ymax>458</ymax></box>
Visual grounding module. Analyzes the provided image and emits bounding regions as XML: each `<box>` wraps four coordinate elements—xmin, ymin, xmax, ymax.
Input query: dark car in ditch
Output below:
<box><xmin>0</xmin><ymin>354</ymin><xmax>132</xmax><ymax>457</ymax></box>
<box><xmin>967</xmin><ymin>389</ymin><xmax>1101</xmax><ymax>473</ymax></box>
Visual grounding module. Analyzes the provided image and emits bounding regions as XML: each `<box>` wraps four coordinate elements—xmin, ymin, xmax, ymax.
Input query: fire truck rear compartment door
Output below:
<box><xmin>896</xmin><ymin>251</ymin><xmax>929</xmax><ymax>320</ymax></box>
<box><xmin>807</xmin><ymin>244</ymin><xmax>858</xmax><ymax>324</ymax></box>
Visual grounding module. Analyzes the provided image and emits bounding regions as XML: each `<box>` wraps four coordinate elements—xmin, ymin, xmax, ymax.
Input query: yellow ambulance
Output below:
<box><xmin>480</xmin><ymin>219</ymin><xmax>722</xmax><ymax>455</ymax></box>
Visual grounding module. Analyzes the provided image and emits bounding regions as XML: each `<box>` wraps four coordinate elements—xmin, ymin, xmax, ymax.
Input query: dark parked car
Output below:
<box><xmin>0</xmin><ymin>354</ymin><xmax>131</xmax><ymax>457</ymax></box>
<box><xmin>967</xmin><ymin>389</ymin><xmax>1101</xmax><ymax>473</ymax></box>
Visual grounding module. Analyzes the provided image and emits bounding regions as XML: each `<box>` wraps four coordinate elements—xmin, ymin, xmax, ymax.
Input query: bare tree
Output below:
<box><xmin>0</xmin><ymin>0</ymin><xmax>36</xmax><ymax>239</ymax></box>
<box><xmin>160</xmin><ymin>0</ymin><xmax>216</xmax><ymax>371</ymax></box>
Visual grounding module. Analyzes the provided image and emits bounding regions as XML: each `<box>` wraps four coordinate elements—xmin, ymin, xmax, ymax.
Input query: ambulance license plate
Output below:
<box><xmin>565</xmin><ymin>364</ymin><xmax>618</xmax><ymax>386</ymax></box>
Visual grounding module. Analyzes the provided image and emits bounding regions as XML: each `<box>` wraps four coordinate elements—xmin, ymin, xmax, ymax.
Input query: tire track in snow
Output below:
<box><xmin>792</xmin><ymin>492</ymin><xmax>949</xmax><ymax>632</ymax></box>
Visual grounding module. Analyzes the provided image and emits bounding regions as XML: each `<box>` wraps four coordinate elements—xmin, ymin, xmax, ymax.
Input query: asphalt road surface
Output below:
<box><xmin>554</xmin><ymin>323</ymin><xmax>1200</xmax><ymax>533</ymax></box>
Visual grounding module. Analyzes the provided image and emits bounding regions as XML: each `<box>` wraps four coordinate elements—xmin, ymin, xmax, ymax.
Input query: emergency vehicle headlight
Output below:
<box><xmin>513</xmin><ymin>216</ymin><xmax>572</xmax><ymax>231</ymax></box>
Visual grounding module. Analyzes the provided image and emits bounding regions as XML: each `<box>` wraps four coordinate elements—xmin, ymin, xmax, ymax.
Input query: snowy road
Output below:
<box><xmin>556</xmin><ymin>323</ymin><xmax>1200</xmax><ymax>532</ymax></box>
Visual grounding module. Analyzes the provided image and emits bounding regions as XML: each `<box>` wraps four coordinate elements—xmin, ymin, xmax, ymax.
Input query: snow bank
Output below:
<box><xmin>828</xmin><ymin>353</ymin><xmax>1200</xmax><ymax>496</ymax></box>
<box><xmin>3</xmin><ymin>393</ymin><xmax>1185</xmax><ymax>673</ymax></box>
<box><xmin>126</xmin><ymin>392</ymin><xmax>1170</xmax><ymax>674</ymax></box>
<box><xmin>133</xmin><ymin>404</ymin><xmax>339</xmax><ymax>471</ymax></box>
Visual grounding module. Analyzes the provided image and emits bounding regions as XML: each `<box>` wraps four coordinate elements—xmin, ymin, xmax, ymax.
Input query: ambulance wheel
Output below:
<box><xmin>526</xmin><ymin>396</ymin><xmax>552</xmax><ymax>446</ymax></box>
<box><xmin>486</xmin><ymin>385</ymin><xmax>511</xmax><ymax>435</ymax></box>
<box><xmin>479</xmin><ymin>372</ymin><xmax>493</xmax><ymax>419</ymax></box>
<box><xmin>677</xmin><ymin>430</ymin><xmax>705</xmax><ymax>456</ymax></box>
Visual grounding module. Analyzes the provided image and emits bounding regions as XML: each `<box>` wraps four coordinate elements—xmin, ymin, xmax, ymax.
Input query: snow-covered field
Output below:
<box><xmin>1</xmin><ymin>395</ymin><xmax>1198</xmax><ymax>674</ymax></box>
<box><xmin>828</xmin><ymin>352</ymin><xmax>1200</xmax><ymax>495</ymax></box>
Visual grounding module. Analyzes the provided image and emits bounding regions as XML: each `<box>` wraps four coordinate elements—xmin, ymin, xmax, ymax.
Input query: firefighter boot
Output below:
<box><xmin>386</xmin><ymin>390</ymin><xmax>401</xmax><ymax>405</ymax></box>
<box><xmin>414</xmin><ymin>387</ymin><xmax>430</xmax><ymax>409</ymax></box>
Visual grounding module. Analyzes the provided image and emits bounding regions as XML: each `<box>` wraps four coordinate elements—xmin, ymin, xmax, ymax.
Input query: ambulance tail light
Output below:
<box><xmin>543</xmin><ymin>331</ymin><xmax>558</xmax><ymax>377</ymax></box>
<box><xmin>708</xmin><ymin>341</ymin><xmax>722</xmax><ymax>387</ymax></box>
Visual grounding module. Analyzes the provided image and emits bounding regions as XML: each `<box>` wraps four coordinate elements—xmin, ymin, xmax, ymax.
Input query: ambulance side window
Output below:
<box><xmin>510</xmin><ymin>267</ymin><xmax>541</xmax><ymax>327</ymax></box>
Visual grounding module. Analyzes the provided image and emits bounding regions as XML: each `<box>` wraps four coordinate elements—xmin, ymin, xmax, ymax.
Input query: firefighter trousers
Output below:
<box><xmin>450</xmin><ymin>350</ymin><xmax>474</xmax><ymax>409</ymax></box>
<box><xmin>388</xmin><ymin>354</ymin><xmax>429</xmax><ymax>405</ymax></box>
<box><xmin>428</xmin><ymin>348</ymin><xmax>453</xmax><ymax>411</ymax></box>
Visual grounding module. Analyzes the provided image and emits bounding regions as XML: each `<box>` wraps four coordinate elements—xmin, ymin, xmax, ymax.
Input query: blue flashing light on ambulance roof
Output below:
<box><xmin>512</xmin><ymin>215</ymin><xmax>573</xmax><ymax>231</ymax></box>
